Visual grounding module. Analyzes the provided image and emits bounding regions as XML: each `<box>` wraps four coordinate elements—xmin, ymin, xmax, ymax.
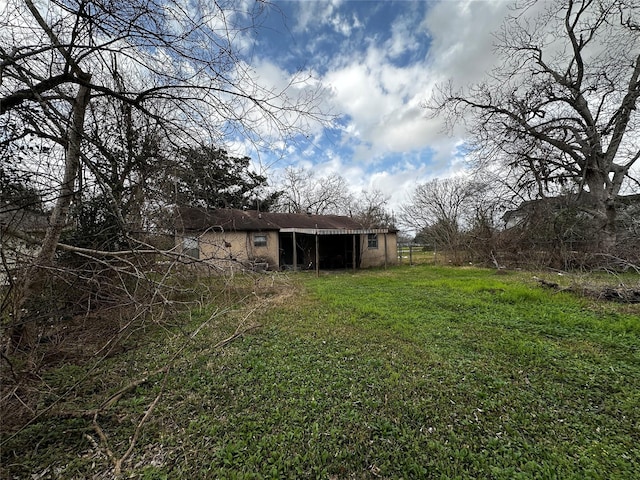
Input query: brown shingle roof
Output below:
<box><xmin>175</xmin><ymin>207</ymin><xmax>378</xmax><ymax>232</ymax></box>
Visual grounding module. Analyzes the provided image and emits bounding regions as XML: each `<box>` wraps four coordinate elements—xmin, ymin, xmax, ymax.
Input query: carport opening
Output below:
<box><xmin>279</xmin><ymin>233</ymin><xmax>361</xmax><ymax>270</ymax></box>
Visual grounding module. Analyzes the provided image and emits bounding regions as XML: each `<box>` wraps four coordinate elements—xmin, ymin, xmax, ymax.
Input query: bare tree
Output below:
<box><xmin>428</xmin><ymin>0</ymin><xmax>640</xmax><ymax>253</ymax></box>
<box><xmin>400</xmin><ymin>177</ymin><xmax>489</xmax><ymax>263</ymax></box>
<box><xmin>274</xmin><ymin>166</ymin><xmax>353</xmax><ymax>215</ymax></box>
<box><xmin>0</xmin><ymin>0</ymin><xmax>326</xmax><ymax>348</ymax></box>
<box><xmin>350</xmin><ymin>189</ymin><xmax>395</xmax><ymax>228</ymax></box>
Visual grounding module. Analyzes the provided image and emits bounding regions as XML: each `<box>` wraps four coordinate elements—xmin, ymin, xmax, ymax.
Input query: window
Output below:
<box><xmin>254</xmin><ymin>233</ymin><xmax>267</xmax><ymax>247</ymax></box>
<box><xmin>367</xmin><ymin>233</ymin><xmax>378</xmax><ymax>249</ymax></box>
<box><xmin>183</xmin><ymin>236</ymin><xmax>199</xmax><ymax>259</ymax></box>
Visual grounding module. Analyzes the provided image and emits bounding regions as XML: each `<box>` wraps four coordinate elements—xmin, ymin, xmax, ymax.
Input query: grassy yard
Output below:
<box><xmin>2</xmin><ymin>266</ymin><xmax>639</xmax><ymax>479</ymax></box>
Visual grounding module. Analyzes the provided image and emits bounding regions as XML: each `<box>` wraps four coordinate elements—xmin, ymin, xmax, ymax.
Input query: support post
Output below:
<box><xmin>384</xmin><ymin>233</ymin><xmax>388</xmax><ymax>269</ymax></box>
<box><xmin>292</xmin><ymin>231</ymin><xmax>297</xmax><ymax>271</ymax></box>
<box><xmin>409</xmin><ymin>244</ymin><xmax>413</xmax><ymax>266</ymax></box>
<box><xmin>315</xmin><ymin>230</ymin><xmax>319</xmax><ymax>277</ymax></box>
<box><xmin>352</xmin><ymin>235</ymin><xmax>356</xmax><ymax>271</ymax></box>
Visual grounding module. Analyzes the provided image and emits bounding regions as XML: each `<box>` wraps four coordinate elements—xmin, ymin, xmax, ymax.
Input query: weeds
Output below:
<box><xmin>1</xmin><ymin>266</ymin><xmax>638</xmax><ymax>478</ymax></box>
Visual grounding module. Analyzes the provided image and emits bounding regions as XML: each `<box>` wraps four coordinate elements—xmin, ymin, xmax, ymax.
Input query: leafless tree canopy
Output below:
<box><xmin>273</xmin><ymin>166</ymin><xmax>354</xmax><ymax>215</ymax></box>
<box><xmin>1</xmin><ymin>0</ymin><xmax>325</xmax><ymax>141</ymax></box>
<box><xmin>427</xmin><ymin>0</ymin><xmax>640</xmax><ymax>251</ymax></box>
<box><xmin>400</xmin><ymin>178</ymin><xmax>488</xmax><ymax>233</ymax></box>
<box><xmin>350</xmin><ymin>189</ymin><xmax>395</xmax><ymax>228</ymax></box>
<box><xmin>399</xmin><ymin>177</ymin><xmax>497</xmax><ymax>262</ymax></box>
<box><xmin>0</xmin><ymin>0</ymin><xmax>328</xmax><ymax>351</ymax></box>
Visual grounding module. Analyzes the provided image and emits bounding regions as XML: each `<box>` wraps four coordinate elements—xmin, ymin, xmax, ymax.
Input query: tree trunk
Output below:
<box><xmin>39</xmin><ymin>82</ymin><xmax>91</xmax><ymax>264</ymax></box>
<box><xmin>585</xmin><ymin>168</ymin><xmax>618</xmax><ymax>254</ymax></box>
<box><xmin>601</xmin><ymin>199</ymin><xmax>618</xmax><ymax>253</ymax></box>
<box><xmin>4</xmin><ymin>81</ymin><xmax>91</xmax><ymax>352</ymax></box>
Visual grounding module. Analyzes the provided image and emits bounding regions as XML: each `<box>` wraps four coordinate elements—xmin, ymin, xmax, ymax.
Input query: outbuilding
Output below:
<box><xmin>175</xmin><ymin>207</ymin><xmax>397</xmax><ymax>272</ymax></box>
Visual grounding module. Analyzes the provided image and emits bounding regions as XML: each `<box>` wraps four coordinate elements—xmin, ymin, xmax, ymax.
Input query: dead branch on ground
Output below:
<box><xmin>85</xmin><ymin>303</ymin><xmax>263</xmax><ymax>477</ymax></box>
<box><xmin>534</xmin><ymin>276</ymin><xmax>640</xmax><ymax>303</ymax></box>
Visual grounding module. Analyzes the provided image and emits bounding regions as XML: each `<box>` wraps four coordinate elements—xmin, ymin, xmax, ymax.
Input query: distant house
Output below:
<box><xmin>174</xmin><ymin>207</ymin><xmax>398</xmax><ymax>271</ymax></box>
<box><xmin>502</xmin><ymin>193</ymin><xmax>640</xmax><ymax>231</ymax></box>
<box><xmin>0</xmin><ymin>204</ymin><xmax>49</xmax><ymax>284</ymax></box>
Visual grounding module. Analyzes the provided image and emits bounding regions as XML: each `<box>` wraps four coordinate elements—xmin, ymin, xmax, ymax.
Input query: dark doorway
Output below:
<box><xmin>279</xmin><ymin>233</ymin><xmax>361</xmax><ymax>270</ymax></box>
<box><xmin>279</xmin><ymin>232</ymin><xmax>312</xmax><ymax>269</ymax></box>
<box><xmin>318</xmin><ymin>234</ymin><xmax>359</xmax><ymax>269</ymax></box>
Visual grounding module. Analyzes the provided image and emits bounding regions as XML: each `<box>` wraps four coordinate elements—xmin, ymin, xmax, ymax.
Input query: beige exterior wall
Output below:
<box><xmin>177</xmin><ymin>230</ymin><xmax>397</xmax><ymax>271</ymax></box>
<box><xmin>360</xmin><ymin>233</ymin><xmax>398</xmax><ymax>268</ymax></box>
<box><xmin>177</xmin><ymin>230</ymin><xmax>280</xmax><ymax>270</ymax></box>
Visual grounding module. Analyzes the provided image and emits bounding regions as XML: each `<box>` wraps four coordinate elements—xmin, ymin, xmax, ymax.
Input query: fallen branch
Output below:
<box><xmin>599</xmin><ymin>286</ymin><xmax>640</xmax><ymax>303</ymax></box>
<box><xmin>88</xmin><ymin>306</ymin><xmax>261</xmax><ymax>476</ymax></box>
<box><xmin>533</xmin><ymin>276</ymin><xmax>640</xmax><ymax>303</ymax></box>
<box><xmin>100</xmin><ymin>366</ymin><xmax>170</xmax><ymax>412</ymax></box>
<box><xmin>214</xmin><ymin>323</ymin><xmax>262</xmax><ymax>350</ymax></box>
<box><xmin>90</xmin><ymin>369</ymin><xmax>171</xmax><ymax>472</ymax></box>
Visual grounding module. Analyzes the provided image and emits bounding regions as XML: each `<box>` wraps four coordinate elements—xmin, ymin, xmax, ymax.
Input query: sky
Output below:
<box><xmin>234</xmin><ymin>0</ymin><xmax>515</xmax><ymax>212</ymax></box>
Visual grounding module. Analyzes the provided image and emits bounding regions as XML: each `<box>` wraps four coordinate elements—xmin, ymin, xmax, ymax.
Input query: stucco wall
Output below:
<box><xmin>177</xmin><ymin>230</ymin><xmax>397</xmax><ymax>271</ymax></box>
<box><xmin>360</xmin><ymin>233</ymin><xmax>398</xmax><ymax>268</ymax></box>
<box><xmin>178</xmin><ymin>230</ymin><xmax>279</xmax><ymax>270</ymax></box>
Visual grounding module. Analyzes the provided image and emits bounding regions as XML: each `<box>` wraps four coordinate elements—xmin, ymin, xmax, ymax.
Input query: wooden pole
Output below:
<box><xmin>315</xmin><ymin>230</ymin><xmax>319</xmax><ymax>277</ymax></box>
<box><xmin>292</xmin><ymin>231</ymin><xmax>297</xmax><ymax>271</ymax></box>
<box><xmin>352</xmin><ymin>235</ymin><xmax>356</xmax><ymax>271</ymax></box>
<box><xmin>409</xmin><ymin>244</ymin><xmax>413</xmax><ymax>266</ymax></box>
<box><xmin>384</xmin><ymin>233</ymin><xmax>388</xmax><ymax>269</ymax></box>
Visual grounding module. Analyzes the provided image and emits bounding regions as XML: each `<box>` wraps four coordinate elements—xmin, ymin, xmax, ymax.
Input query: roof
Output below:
<box><xmin>502</xmin><ymin>193</ymin><xmax>640</xmax><ymax>224</ymax></box>
<box><xmin>0</xmin><ymin>204</ymin><xmax>49</xmax><ymax>232</ymax></box>
<box><xmin>175</xmin><ymin>207</ymin><xmax>393</xmax><ymax>234</ymax></box>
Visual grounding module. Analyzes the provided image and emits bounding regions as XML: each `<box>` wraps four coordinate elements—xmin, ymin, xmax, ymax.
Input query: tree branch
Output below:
<box><xmin>0</xmin><ymin>73</ymin><xmax>75</xmax><ymax>114</ymax></box>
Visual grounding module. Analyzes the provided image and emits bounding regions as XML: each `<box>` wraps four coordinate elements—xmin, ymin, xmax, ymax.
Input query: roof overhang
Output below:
<box><xmin>279</xmin><ymin>228</ymin><xmax>389</xmax><ymax>235</ymax></box>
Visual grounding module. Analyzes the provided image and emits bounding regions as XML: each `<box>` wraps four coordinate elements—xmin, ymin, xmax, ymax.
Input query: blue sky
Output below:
<box><xmin>230</xmin><ymin>0</ymin><xmax>514</xmax><ymax>210</ymax></box>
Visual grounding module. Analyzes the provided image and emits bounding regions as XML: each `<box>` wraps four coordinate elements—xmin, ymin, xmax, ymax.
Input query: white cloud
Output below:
<box><xmin>422</xmin><ymin>0</ymin><xmax>512</xmax><ymax>86</ymax></box>
<box><xmin>257</xmin><ymin>1</ymin><xmax>584</xmax><ymax>216</ymax></box>
<box><xmin>230</xmin><ymin>1</ymin><xmax>527</xmax><ymax>219</ymax></box>
<box><xmin>294</xmin><ymin>0</ymin><xmax>345</xmax><ymax>34</ymax></box>
<box><xmin>308</xmin><ymin>0</ymin><xmax>518</xmax><ymax>189</ymax></box>
<box><xmin>384</xmin><ymin>12</ymin><xmax>422</xmax><ymax>60</ymax></box>
<box><xmin>322</xmin><ymin>45</ymin><xmax>438</xmax><ymax>162</ymax></box>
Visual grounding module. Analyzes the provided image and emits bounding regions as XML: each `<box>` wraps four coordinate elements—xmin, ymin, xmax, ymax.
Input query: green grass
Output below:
<box><xmin>2</xmin><ymin>266</ymin><xmax>639</xmax><ymax>479</ymax></box>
